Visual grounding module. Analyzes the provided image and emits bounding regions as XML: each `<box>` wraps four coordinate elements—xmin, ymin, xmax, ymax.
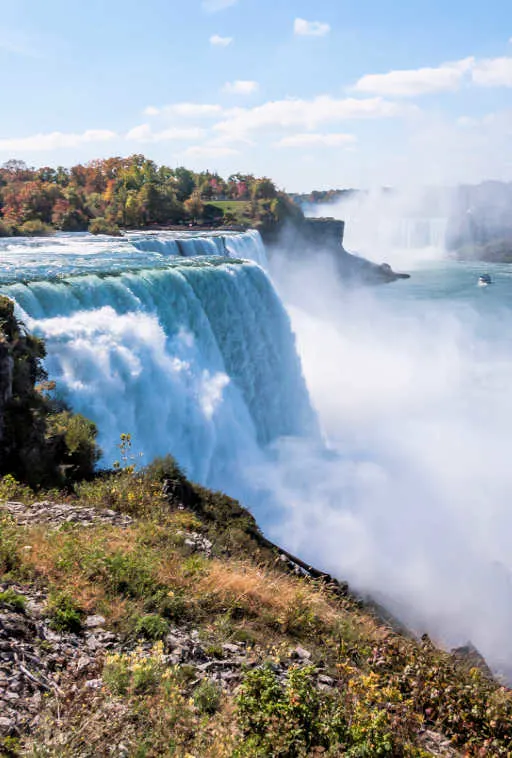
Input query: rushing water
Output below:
<box><xmin>2</xmin><ymin>228</ymin><xmax>512</xmax><ymax>677</ymax></box>
<box><xmin>0</xmin><ymin>230</ymin><xmax>313</xmax><ymax>496</ymax></box>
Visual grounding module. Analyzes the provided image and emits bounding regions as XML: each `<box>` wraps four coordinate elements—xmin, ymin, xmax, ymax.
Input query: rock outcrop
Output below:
<box><xmin>261</xmin><ymin>216</ymin><xmax>411</xmax><ymax>284</ymax></box>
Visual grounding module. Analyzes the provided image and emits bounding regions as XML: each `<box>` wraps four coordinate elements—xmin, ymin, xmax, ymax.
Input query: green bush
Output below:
<box><xmin>134</xmin><ymin>614</ymin><xmax>169</xmax><ymax>641</ymax></box>
<box><xmin>193</xmin><ymin>679</ymin><xmax>222</xmax><ymax>715</ymax></box>
<box><xmin>0</xmin><ymin>515</ymin><xmax>21</xmax><ymax>576</ymax></box>
<box><xmin>17</xmin><ymin>219</ymin><xmax>54</xmax><ymax>237</ymax></box>
<box><xmin>47</xmin><ymin>411</ymin><xmax>101</xmax><ymax>480</ymax></box>
<box><xmin>103</xmin><ymin>551</ymin><xmax>158</xmax><ymax>599</ymax></box>
<box><xmin>236</xmin><ymin>664</ymin><xmax>346</xmax><ymax>756</ymax></box>
<box><xmin>144</xmin><ymin>587</ymin><xmax>188</xmax><ymax>622</ymax></box>
<box><xmin>47</xmin><ymin>591</ymin><xmax>84</xmax><ymax>633</ymax></box>
<box><xmin>89</xmin><ymin>217</ymin><xmax>121</xmax><ymax>236</ymax></box>
<box><xmin>0</xmin><ymin>587</ymin><xmax>26</xmax><ymax>611</ymax></box>
<box><xmin>0</xmin><ymin>220</ymin><xmax>15</xmax><ymax>237</ymax></box>
<box><xmin>0</xmin><ymin>474</ymin><xmax>34</xmax><ymax>503</ymax></box>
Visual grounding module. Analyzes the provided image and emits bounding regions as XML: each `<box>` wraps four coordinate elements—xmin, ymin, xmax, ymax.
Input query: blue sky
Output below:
<box><xmin>1</xmin><ymin>0</ymin><xmax>512</xmax><ymax>190</ymax></box>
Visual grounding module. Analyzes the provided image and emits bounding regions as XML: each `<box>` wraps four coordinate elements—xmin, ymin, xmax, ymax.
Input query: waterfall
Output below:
<box><xmin>128</xmin><ymin>229</ymin><xmax>268</xmax><ymax>267</ymax></box>
<box><xmin>0</xmin><ymin>230</ymin><xmax>314</xmax><ymax>497</ymax></box>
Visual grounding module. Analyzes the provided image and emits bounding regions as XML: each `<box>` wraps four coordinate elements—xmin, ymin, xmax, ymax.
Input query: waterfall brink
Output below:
<box><xmin>0</xmin><ymin>232</ymin><xmax>315</xmax><ymax>495</ymax></box>
<box><xmin>129</xmin><ymin>229</ymin><xmax>268</xmax><ymax>268</ymax></box>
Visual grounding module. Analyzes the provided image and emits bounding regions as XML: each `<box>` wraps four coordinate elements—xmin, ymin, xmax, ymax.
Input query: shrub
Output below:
<box><xmin>0</xmin><ymin>474</ymin><xmax>34</xmax><ymax>503</ymax></box>
<box><xmin>47</xmin><ymin>591</ymin><xmax>84</xmax><ymax>633</ymax></box>
<box><xmin>0</xmin><ymin>220</ymin><xmax>15</xmax><ymax>237</ymax></box>
<box><xmin>0</xmin><ymin>587</ymin><xmax>26</xmax><ymax>611</ymax></box>
<box><xmin>104</xmin><ymin>643</ymin><xmax>167</xmax><ymax>696</ymax></box>
<box><xmin>89</xmin><ymin>217</ymin><xmax>121</xmax><ymax>236</ymax></box>
<box><xmin>0</xmin><ymin>299</ymin><xmax>101</xmax><ymax>488</ymax></box>
<box><xmin>134</xmin><ymin>613</ymin><xmax>169</xmax><ymax>641</ymax></box>
<box><xmin>144</xmin><ymin>587</ymin><xmax>188</xmax><ymax>622</ymax></box>
<box><xmin>47</xmin><ymin>411</ymin><xmax>101</xmax><ymax>480</ymax></box>
<box><xmin>0</xmin><ymin>515</ymin><xmax>21</xmax><ymax>576</ymax></box>
<box><xmin>103</xmin><ymin>550</ymin><xmax>158</xmax><ymax>599</ymax></box>
<box><xmin>235</xmin><ymin>664</ymin><xmax>348</xmax><ymax>756</ymax></box>
<box><xmin>193</xmin><ymin>679</ymin><xmax>222</xmax><ymax>715</ymax></box>
<box><xmin>17</xmin><ymin>219</ymin><xmax>54</xmax><ymax>237</ymax></box>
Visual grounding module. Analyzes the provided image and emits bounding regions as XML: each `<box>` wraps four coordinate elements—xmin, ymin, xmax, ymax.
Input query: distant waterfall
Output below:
<box><xmin>0</xmin><ymin>231</ymin><xmax>315</xmax><ymax>496</ymax></box>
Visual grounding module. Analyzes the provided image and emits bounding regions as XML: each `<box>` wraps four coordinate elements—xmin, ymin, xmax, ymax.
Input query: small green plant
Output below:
<box><xmin>0</xmin><ymin>736</ymin><xmax>21</xmax><ymax>756</ymax></box>
<box><xmin>0</xmin><ymin>474</ymin><xmax>34</xmax><ymax>503</ymax></box>
<box><xmin>0</xmin><ymin>515</ymin><xmax>21</xmax><ymax>576</ymax></box>
<box><xmin>144</xmin><ymin>588</ymin><xmax>188</xmax><ymax>622</ymax></box>
<box><xmin>134</xmin><ymin>614</ymin><xmax>169</xmax><ymax>641</ymax></box>
<box><xmin>0</xmin><ymin>587</ymin><xmax>27</xmax><ymax>612</ymax></box>
<box><xmin>113</xmin><ymin>433</ymin><xmax>142</xmax><ymax>473</ymax></box>
<box><xmin>104</xmin><ymin>642</ymin><xmax>166</xmax><ymax>696</ymax></box>
<box><xmin>193</xmin><ymin>679</ymin><xmax>222</xmax><ymax>715</ymax></box>
<box><xmin>103</xmin><ymin>550</ymin><xmax>158</xmax><ymax>599</ymax></box>
<box><xmin>47</xmin><ymin>591</ymin><xmax>84</xmax><ymax>633</ymax></box>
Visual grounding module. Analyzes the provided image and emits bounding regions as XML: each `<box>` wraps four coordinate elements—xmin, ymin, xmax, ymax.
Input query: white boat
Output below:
<box><xmin>478</xmin><ymin>274</ymin><xmax>492</xmax><ymax>286</ymax></box>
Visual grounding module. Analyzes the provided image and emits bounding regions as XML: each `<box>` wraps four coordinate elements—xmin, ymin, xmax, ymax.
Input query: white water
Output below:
<box><xmin>2</xmin><ymin>227</ymin><xmax>512</xmax><ymax>678</ymax></box>
<box><xmin>0</xmin><ymin>231</ymin><xmax>313</xmax><ymax>498</ymax></box>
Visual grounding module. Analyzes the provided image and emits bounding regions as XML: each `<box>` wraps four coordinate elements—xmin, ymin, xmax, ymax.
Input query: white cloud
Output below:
<box><xmin>202</xmin><ymin>0</ymin><xmax>237</xmax><ymax>12</ymax></box>
<box><xmin>213</xmin><ymin>95</ymin><xmax>411</xmax><ymax>140</ymax></box>
<box><xmin>353</xmin><ymin>56</ymin><xmax>512</xmax><ymax>97</ymax></box>
<box><xmin>210</xmin><ymin>34</ymin><xmax>233</xmax><ymax>47</ymax></box>
<box><xmin>183</xmin><ymin>145</ymin><xmax>239</xmax><ymax>158</ymax></box>
<box><xmin>160</xmin><ymin>102</ymin><xmax>224</xmax><ymax>118</ymax></box>
<box><xmin>0</xmin><ymin>129</ymin><xmax>117</xmax><ymax>152</ymax></box>
<box><xmin>472</xmin><ymin>57</ymin><xmax>512</xmax><ymax>87</ymax></box>
<box><xmin>144</xmin><ymin>106</ymin><xmax>160</xmax><ymax>116</ymax></box>
<box><xmin>223</xmin><ymin>80</ymin><xmax>259</xmax><ymax>95</ymax></box>
<box><xmin>275</xmin><ymin>132</ymin><xmax>357</xmax><ymax>148</ymax></box>
<box><xmin>126</xmin><ymin>124</ymin><xmax>206</xmax><ymax>142</ymax></box>
<box><xmin>294</xmin><ymin>18</ymin><xmax>331</xmax><ymax>37</ymax></box>
<box><xmin>353</xmin><ymin>58</ymin><xmax>474</xmax><ymax>97</ymax></box>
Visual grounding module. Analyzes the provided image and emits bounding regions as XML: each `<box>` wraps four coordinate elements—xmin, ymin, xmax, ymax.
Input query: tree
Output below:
<box><xmin>184</xmin><ymin>191</ymin><xmax>204</xmax><ymax>222</ymax></box>
<box><xmin>174</xmin><ymin>167</ymin><xmax>196</xmax><ymax>202</ymax></box>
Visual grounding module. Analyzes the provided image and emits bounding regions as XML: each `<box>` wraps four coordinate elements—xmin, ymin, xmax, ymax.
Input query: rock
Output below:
<box><xmin>76</xmin><ymin>656</ymin><xmax>93</xmax><ymax>673</ymax></box>
<box><xmin>292</xmin><ymin>646</ymin><xmax>312</xmax><ymax>661</ymax></box>
<box><xmin>317</xmin><ymin>674</ymin><xmax>334</xmax><ymax>686</ymax></box>
<box><xmin>0</xmin><ymin>716</ymin><xmax>14</xmax><ymax>735</ymax></box>
<box><xmin>85</xmin><ymin>615</ymin><xmax>106</xmax><ymax>629</ymax></box>
<box><xmin>85</xmin><ymin>678</ymin><xmax>103</xmax><ymax>690</ymax></box>
<box><xmin>451</xmin><ymin>643</ymin><xmax>493</xmax><ymax>678</ymax></box>
<box><xmin>222</xmin><ymin>643</ymin><xmax>241</xmax><ymax>655</ymax></box>
<box><xmin>0</xmin><ymin>499</ymin><xmax>133</xmax><ymax>529</ymax></box>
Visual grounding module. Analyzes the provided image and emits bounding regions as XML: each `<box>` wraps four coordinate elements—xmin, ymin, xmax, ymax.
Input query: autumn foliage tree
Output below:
<box><xmin>0</xmin><ymin>156</ymin><xmax>295</xmax><ymax>236</ymax></box>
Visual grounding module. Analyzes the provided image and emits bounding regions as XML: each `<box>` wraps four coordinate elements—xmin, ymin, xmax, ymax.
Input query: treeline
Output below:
<box><xmin>0</xmin><ymin>155</ymin><xmax>301</xmax><ymax>237</ymax></box>
<box><xmin>290</xmin><ymin>188</ymin><xmax>359</xmax><ymax>206</ymax></box>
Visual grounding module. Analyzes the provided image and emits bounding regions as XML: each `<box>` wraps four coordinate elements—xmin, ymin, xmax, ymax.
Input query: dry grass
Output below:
<box><xmin>199</xmin><ymin>559</ymin><xmax>338</xmax><ymax>626</ymax></box>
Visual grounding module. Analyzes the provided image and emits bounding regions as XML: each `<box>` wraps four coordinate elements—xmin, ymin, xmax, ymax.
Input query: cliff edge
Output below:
<box><xmin>261</xmin><ymin>217</ymin><xmax>411</xmax><ymax>284</ymax></box>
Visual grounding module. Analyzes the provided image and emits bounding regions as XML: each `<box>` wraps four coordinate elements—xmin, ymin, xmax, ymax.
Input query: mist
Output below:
<box><xmin>261</xmin><ymin>226</ymin><xmax>512</xmax><ymax>680</ymax></box>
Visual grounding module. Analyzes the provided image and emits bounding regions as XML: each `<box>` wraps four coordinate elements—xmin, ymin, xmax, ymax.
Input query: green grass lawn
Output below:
<box><xmin>207</xmin><ymin>200</ymin><xmax>252</xmax><ymax>214</ymax></box>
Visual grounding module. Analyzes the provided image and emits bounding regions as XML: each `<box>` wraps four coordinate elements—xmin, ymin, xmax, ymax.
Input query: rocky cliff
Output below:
<box><xmin>261</xmin><ymin>216</ymin><xmax>410</xmax><ymax>284</ymax></box>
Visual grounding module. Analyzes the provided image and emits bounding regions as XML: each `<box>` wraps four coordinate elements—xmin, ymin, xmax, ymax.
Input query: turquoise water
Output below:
<box><xmin>0</xmin><ymin>231</ymin><xmax>314</xmax><ymax>495</ymax></box>
<box><xmin>1</xmin><ymin>230</ymin><xmax>512</xmax><ymax>677</ymax></box>
<box><xmin>0</xmin><ymin>229</ymin><xmax>267</xmax><ymax>284</ymax></box>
